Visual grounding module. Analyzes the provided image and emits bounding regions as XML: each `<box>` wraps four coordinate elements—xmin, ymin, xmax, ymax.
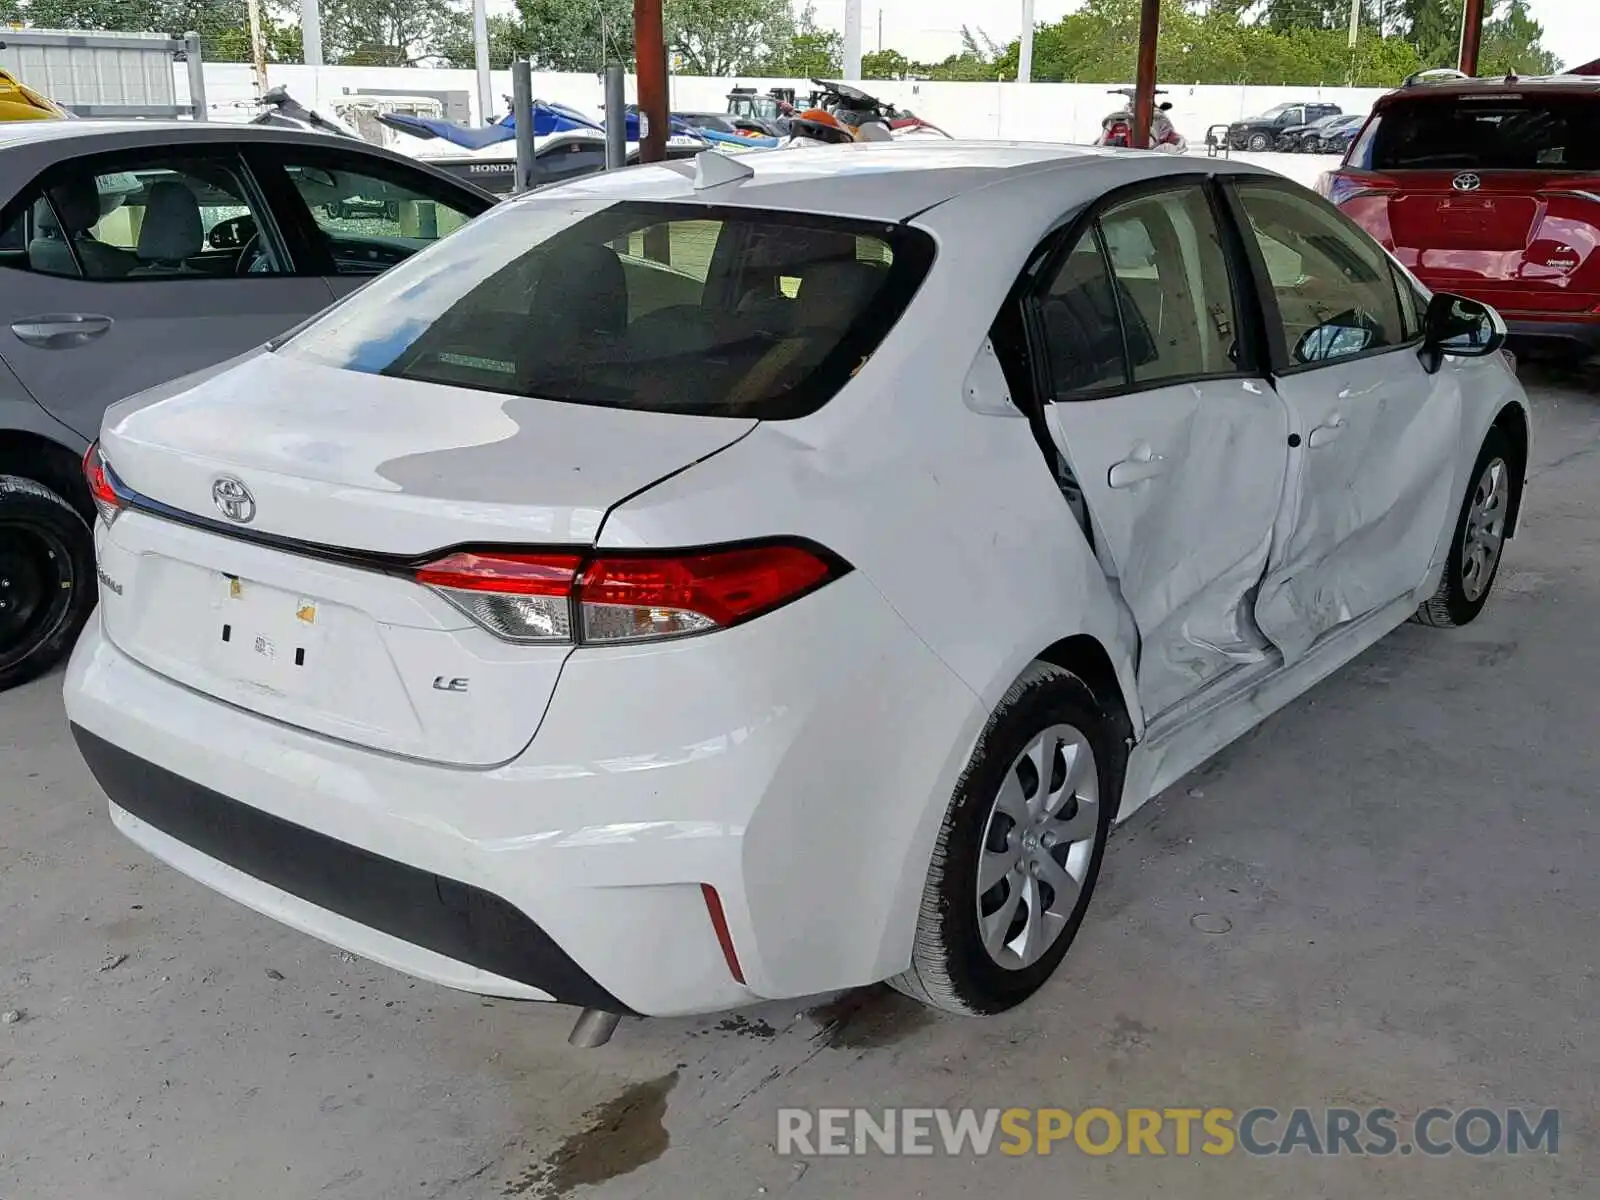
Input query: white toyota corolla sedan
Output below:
<box><xmin>65</xmin><ymin>141</ymin><xmax>1529</xmax><ymax>1030</ymax></box>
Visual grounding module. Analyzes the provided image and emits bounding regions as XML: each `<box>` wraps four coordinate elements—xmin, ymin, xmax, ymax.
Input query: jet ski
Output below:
<box><xmin>378</xmin><ymin>98</ymin><xmax>719</xmax><ymax>194</ymax></box>
<box><xmin>248</xmin><ymin>85</ymin><xmax>363</xmax><ymax>138</ymax></box>
<box><xmin>805</xmin><ymin>79</ymin><xmax>950</xmax><ymax>139</ymax></box>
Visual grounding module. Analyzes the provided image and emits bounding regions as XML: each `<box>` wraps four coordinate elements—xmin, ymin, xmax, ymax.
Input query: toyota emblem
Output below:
<box><xmin>212</xmin><ymin>476</ymin><xmax>257</xmax><ymax>524</ymax></box>
<box><xmin>1452</xmin><ymin>173</ymin><xmax>1482</xmax><ymax>192</ymax></box>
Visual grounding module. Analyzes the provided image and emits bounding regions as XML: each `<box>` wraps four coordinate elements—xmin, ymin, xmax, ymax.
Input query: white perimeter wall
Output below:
<box><xmin>193</xmin><ymin>62</ymin><xmax>1389</xmax><ymax>147</ymax></box>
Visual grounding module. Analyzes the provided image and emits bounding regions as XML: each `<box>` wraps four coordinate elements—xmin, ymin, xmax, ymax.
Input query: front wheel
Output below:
<box><xmin>890</xmin><ymin>664</ymin><xmax>1125</xmax><ymax>1016</ymax></box>
<box><xmin>1412</xmin><ymin>427</ymin><xmax>1517</xmax><ymax>628</ymax></box>
<box><xmin>1247</xmin><ymin>132</ymin><xmax>1272</xmax><ymax>152</ymax></box>
<box><xmin>0</xmin><ymin>475</ymin><xmax>96</xmax><ymax>692</ymax></box>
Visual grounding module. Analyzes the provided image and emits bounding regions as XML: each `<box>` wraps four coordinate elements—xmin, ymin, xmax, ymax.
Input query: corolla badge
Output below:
<box><xmin>212</xmin><ymin>476</ymin><xmax>257</xmax><ymax>524</ymax></box>
<box><xmin>1452</xmin><ymin>173</ymin><xmax>1482</xmax><ymax>192</ymax></box>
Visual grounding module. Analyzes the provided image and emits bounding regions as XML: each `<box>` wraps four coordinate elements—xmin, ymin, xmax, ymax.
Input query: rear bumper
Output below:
<box><xmin>64</xmin><ymin>571</ymin><xmax>984</xmax><ymax>1017</ymax></box>
<box><xmin>1502</xmin><ymin>315</ymin><xmax>1600</xmax><ymax>354</ymax></box>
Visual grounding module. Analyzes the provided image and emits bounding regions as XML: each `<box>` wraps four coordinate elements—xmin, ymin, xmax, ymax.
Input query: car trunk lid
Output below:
<box><xmin>95</xmin><ymin>351</ymin><xmax>755</xmax><ymax>766</ymax></box>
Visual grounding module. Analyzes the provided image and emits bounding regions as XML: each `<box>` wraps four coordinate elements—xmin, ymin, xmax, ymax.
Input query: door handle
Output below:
<box><xmin>11</xmin><ymin>314</ymin><xmax>114</xmax><ymax>349</ymax></box>
<box><xmin>1307</xmin><ymin>414</ymin><xmax>1347</xmax><ymax>449</ymax></box>
<box><xmin>1108</xmin><ymin>448</ymin><xmax>1168</xmax><ymax>489</ymax></box>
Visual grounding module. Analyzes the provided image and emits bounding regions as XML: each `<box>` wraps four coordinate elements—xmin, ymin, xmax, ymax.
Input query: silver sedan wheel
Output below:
<box><xmin>976</xmin><ymin>723</ymin><xmax>1100</xmax><ymax>971</ymax></box>
<box><xmin>1461</xmin><ymin>456</ymin><xmax>1509</xmax><ymax>602</ymax></box>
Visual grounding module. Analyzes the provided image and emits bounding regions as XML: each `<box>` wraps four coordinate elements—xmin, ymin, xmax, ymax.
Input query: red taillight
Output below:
<box><xmin>413</xmin><ymin>541</ymin><xmax>844</xmax><ymax>646</ymax></box>
<box><xmin>1322</xmin><ymin>171</ymin><xmax>1396</xmax><ymax>209</ymax></box>
<box><xmin>82</xmin><ymin>441</ymin><xmax>124</xmax><ymax>524</ymax></box>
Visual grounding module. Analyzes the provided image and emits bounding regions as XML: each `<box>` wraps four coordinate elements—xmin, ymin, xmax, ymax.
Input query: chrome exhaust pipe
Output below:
<box><xmin>568</xmin><ymin>1008</ymin><xmax>622</xmax><ymax>1048</ymax></box>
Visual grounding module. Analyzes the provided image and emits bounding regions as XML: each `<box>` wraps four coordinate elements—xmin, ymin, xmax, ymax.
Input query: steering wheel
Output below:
<box><xmin>235</xmin><ymin>232</ymin><xmax>271</xmax><ymax>275</ymax></box>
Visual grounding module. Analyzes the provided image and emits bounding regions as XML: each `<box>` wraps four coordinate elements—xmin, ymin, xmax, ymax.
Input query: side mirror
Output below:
<box><xmin>1293</xmin><ymin>308</ymin><xmax>1379</xmax><ymax>365</ymax></box>
<box><xmin>1419</xmin><ymin>292</ymin><xmax>1506</xmax><ymax>374</ymax></box>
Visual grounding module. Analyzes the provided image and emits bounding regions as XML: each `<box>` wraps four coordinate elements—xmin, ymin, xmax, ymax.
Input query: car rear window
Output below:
<box><xmin>1362</xmin><ymin>94</ymin><xmax>1600</xmax><ymax>171</ymax></box>
<box><xmin>278</xmin><ymin>198</ymin><xmax>935</xmax><ymax>420</ymax></box>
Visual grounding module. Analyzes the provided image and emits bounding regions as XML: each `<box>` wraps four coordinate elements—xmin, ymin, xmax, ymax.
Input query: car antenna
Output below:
<box><xmin>692</xmin><ymin>150</ymin><xmax>756</xmax><ymax>190</ymax></box>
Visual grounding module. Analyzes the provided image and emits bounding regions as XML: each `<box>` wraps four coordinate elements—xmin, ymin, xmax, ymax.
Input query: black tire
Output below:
<box><xmin>1247</xmin><ymin>132</ymin><xmax>1272</xmax><ymax>152</ymax></box>
<box><xmin>890</xmin><ymin>663</ymin><xmax>1127</xmax><ymax>1016</ymax></box>
<box><xmin>0</xmin><ymin>474</ymin><xmax>96</xmax><ymax>692</ymax></box>
<box><xmin>1412</xmin><ymin>426</ymin><xmax>1517</xmax><ymax>629</ymax></box>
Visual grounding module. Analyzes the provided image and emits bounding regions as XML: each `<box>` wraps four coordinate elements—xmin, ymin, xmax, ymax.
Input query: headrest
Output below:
<box><xmin>531</xmin><ymin>241</ymin><xmax>629</xmax><ymax>339</ymax></box>
<box><xmin>45</xmin><ymin>176</ymin><xmax>104</xmax><ymax>233</ymax></box>
<box><xmin>136</xmin><ymin>181</ymin><xmax>203</xmax><ymax>263</ymax></box>
<box><xmin>793</xmin><ymin>258</ymin><xmax>885</xmax><ymax>328</ymax></box>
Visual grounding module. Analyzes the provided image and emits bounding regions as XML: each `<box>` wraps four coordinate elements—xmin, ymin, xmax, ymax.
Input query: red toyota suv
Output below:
<box><xmin>1320</xmin><ymin>72</ymin><xmax>1600</xmax><ymax>358</ymax></box>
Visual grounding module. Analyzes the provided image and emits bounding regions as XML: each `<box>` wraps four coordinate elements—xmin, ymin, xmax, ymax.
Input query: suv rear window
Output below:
<box><xmin>1361</xmin><ymin>94</ymin><xmax>1600</xmax><ymax>171</ymax></box>
<box><xmin>279</xmin><ymin>198</ymin><xmax>935</xmax><ymax>420</ymax></box>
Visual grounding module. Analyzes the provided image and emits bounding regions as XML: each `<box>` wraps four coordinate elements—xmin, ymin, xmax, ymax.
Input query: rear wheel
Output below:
<box><xmin>0</xmin><ymin>475</ymin><xmax>96</xmax><ymax>692</ymax></box>
<box><xmin>1412</xmin><ymin>427</ymin><xmax>1516</xmax><ymax>629</ymax></box>
<box><xmin>890</xmin><ymin>664</ymin><xmax>1124</xmax><ymax>1016</ymax></box>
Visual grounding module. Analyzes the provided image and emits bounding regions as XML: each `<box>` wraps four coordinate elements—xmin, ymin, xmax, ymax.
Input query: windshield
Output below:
<box><xmin>1363</xmin><ymin>95</ymin><xmax>1600</xmax><ymax>171</ymax></box>
<box><xmin>278</xmin><ymin>198</ymin><xmax>935</xmax><ymax>420</ymax></box>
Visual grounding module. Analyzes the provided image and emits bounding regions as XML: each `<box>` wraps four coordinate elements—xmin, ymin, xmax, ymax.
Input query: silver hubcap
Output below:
<box><xmin>1461</xmin><ymin>457</ymin><xmax>1509</xmax><ymax>602</ymax></box>
<box><xmin>976</xmin><ymin>724</ymin><xmax>1100</xmax><ymax>971</ymax></box>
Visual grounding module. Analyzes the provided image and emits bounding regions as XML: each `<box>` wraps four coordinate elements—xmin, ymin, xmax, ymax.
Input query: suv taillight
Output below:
<box><xmin>416</xmin><ymin>541</ymin><xmax>847</xmax><ymax>646</ymax></box>
<box><xmin>82</xmin><ymin>441</ymin><xmax>125</xmax><ymax>525</ymax></box>
<box><xmin>1320</xmin><ymin>171</ymin><xmax>1396</xmax><ymax>208</ymax></box>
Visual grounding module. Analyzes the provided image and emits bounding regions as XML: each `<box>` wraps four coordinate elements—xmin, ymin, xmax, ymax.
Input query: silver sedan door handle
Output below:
<box><xmin>1108</xmin><ymin>448</ymin><xmax>1168</xmax><ymax>488</ymax></box>
<box><xmin>1307</xmin><ymin>414</ymin><xmax>1347</xmax><ymax>448</ymax></box>
<box><xmin>11</xmin><ymin>314</ymin><xmax>114</xmax><ymax>349</ymax></box>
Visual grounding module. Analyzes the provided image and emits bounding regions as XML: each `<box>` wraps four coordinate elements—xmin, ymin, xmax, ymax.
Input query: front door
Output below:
<box><xmin>1227</xmin><ymin>179</ymin><xmax>1461</xmax><ymax>662</ymax></box>
<box><xmin>1030</xmin><ymin>181</ymin><xmax>1290</xmax><ymax>719</ymax></box>
<box><xmin>0</xmin><ymin>146</ymin><xmax>333</xmax><ymax>439</ymax></box>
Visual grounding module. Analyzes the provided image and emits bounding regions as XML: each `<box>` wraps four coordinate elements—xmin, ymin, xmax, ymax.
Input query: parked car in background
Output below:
<box><xmin>65</xmin><ymin>142</ymin><xmax>1529</xmax><ymax>1030</ymax></box>
<box><xmin>1229</xmin><ymin>101</ymin><xmax>1341</xmax><ymax>151</ymax></box>
<box><xmin>1309</xmin><ymin>113</ymin><xmax>1367</xmax><ymax>155</ymax></box>
<box><xmin>1275</xmin><ymin>112</ymin><xmax>1346</xmax><ymax>152</ymax></box>
<box><xmin>1322</xmin><ymin>71</ymin><xmax>1600</xmax><ymax>359</ymax></box>
<box><xmin>0</xmin><ymin>120</ymin><xmax>495</xmax><ymax>690</ymax></box>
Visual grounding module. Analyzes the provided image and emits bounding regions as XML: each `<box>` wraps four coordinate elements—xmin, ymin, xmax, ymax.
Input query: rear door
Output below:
<box><xmin>1338</xmin><ymin>92</ymin><xmax>1600</xmax><ymax>319</ymax></box>
<box><xmin>1226</xmin><ymin>177</ymin><xmax>1460</xmax><ymax>663</ymax></box>
<box><xmin>1028</xmin><ymin>180</ymin><xmax>1290</xmax><ymax>719</ymax></box>
<box><xmin>245</xmin><ymin>143</ymin><xmax>492</xmax><ymax>301</ymax></box>
<box><xmin>0</xmin><ymin>143</ymin><xmax>333</xmax><ymax>439</ymax></box>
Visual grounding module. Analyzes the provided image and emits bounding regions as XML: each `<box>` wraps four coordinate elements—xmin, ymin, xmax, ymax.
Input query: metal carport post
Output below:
<box><xmin>634</xmin><ymin>0</ymin><xmax>670</xmax><ymax>163</ymax></box>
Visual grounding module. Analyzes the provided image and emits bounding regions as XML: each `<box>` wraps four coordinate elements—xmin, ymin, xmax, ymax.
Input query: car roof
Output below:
<box><xmin>0</xmin><ymin>118</ymin><xmax>377</xmax><ymax>153</ymax></box>
<box><xmin>1377</xmin><ymin>74</ymin><xmax>1600</xmax><ymax>105</ymax></box>
<box><xmin>513</xmin><ymin>139</ymin><xmax>1279</xmax><ymax>223</ymax></box>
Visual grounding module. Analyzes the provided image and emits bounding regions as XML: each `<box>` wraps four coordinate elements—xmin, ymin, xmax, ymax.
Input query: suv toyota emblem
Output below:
<box><xmin>1452</xmin><ymin>173</ymin><xmax>1482</xmax><ymax>192</ymax></box>
<box><xmin>212</xmin><ymin>476</ymin><xmax>256</xmax><ymax>524</ymax></box>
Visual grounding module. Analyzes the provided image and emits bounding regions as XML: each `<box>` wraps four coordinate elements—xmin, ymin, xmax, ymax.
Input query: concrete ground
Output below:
<box><xmin>2</xmin><ymin>363</ymin><xmax>1597</xmax><ymax>1200</ymax></box>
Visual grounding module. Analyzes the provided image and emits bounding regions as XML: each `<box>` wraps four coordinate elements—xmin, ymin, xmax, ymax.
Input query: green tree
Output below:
<box><xmin>319</xmin><ymin>0</ymin><xmax>455</xmax><ymax>65</ymax></box>
<box><xmin>664</xmin><ymin>0</ymin><xmax>794</xmax><ymax>76</ymax></box>
<box><xmin>509</xmin><ymin>0</ymin><xmax>632</xmax><ymax>71</ymax></box>
<box><xmin>760</xmin><ymin>2</ymin><xmax>839</xmax><ymax>75</ymax></box>
<box><xmin>861</xmin><ymin>48</ymin><xmax>914</xmax><ymax>79</ymax></box>
<box><xmin>436</xmin><ymin>12</ymin><xmax>529</xmax><ymax>70</ymax></box>
<box><xmin>1480</xmin><ymin>0</ymin><xmax>1559</xmax><ymax>76</ymax></box>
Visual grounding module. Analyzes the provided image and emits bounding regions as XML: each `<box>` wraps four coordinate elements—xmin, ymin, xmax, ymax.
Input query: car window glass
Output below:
<box><xmin>0</xmin><ymin>206</ymin><xmax>25</xmax><ymax>270</ymax></box>
<box><xmin>277</xmin><ymin>199</ymin><xmax>934</xmax><ymax>421</ymax></box>
<box><xmin>1234</xmin><ymin>182</ymin><xmax>1404</xmax><ymax>368</ymax></box>
<box><xmin>8</xmin><ymin>156</ymin><xmax>282</xmax><ymax>282</ymax></box>
<box><xmin>282</xmin><ymin>161</ymin><xmax>473</xmax><ymax>276</ymax></box>
<box><xmin>1098</xmin><ymin>187</ymin><xmax>1240</xmax><ymax>384</ymax></box>
<box><xmin>1035</xmin><ymin>230</ymin><xmax>1129</xmax><ymax>396</ymax></box>
<box><xmin>1391</xmin><ymin>263</ymin><xmax>1423</xmax><ymax>341</ymax></box>
<box><xmin>1369</xmin><ymin>97</ymin><xmax>1600</xmax><ymax>172</ymax></box>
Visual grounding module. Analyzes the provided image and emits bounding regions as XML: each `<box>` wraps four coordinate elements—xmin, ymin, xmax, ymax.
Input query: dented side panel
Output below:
<box><xmin>1256</xmin><ymin>347</ymin><xmax>1461</xmax><ymax>661</ymax></box>
<box><xmin>1044</xmin><ymin>378</ymin><xmax>1290</xmax><ymax>719</ymax></box>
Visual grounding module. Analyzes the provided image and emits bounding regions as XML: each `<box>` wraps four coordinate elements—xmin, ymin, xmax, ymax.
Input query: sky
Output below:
<box><xmin>803</xmin><ymin>0</ymin><xmax>1592</xmax><ymax>68</ymax></box>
